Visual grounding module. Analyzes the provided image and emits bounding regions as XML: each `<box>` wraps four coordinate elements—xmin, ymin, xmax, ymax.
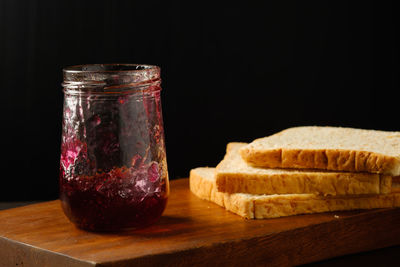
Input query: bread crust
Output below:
<box><xmin>190</xmin><ymin>167</ymin><xmax>400</xmax><ymax>219</ymax></box>
<box><xmin>241</xmin><ymin>148</ymin><xmax>399</xmax><ymax>175</ymax></box>
<box><xmin>219</xmin><ymin>143</ymin><xmax>391</xmax><ymax>196</ymax></box>
<box><xmin>253</xmin><ymin>192</ymin><xmax>398</xmax><ymax>219</ymax></box>
<box><xmin>240</xmin><ymin>126</ymin><xmax>400</xmax><ymax>176</ymax></box>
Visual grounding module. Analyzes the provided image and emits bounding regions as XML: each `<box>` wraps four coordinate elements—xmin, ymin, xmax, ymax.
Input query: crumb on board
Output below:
<box><xmin>334</xmin><ymin>215</ymin><xmax>340</xmax><ymax>219</ymax></box>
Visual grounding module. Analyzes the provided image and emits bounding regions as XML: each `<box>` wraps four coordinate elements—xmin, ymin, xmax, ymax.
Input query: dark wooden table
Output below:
<box><xmin>0</xmin><ymin>179</ymin><xmax>399</xmax><ymax>267</ymax></box>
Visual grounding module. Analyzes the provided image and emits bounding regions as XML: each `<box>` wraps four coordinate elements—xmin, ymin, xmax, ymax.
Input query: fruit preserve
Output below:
<box><xmin>60</xmin><ymin>64</ymin><xmax>169</xmax><ymax>231</ymax></box>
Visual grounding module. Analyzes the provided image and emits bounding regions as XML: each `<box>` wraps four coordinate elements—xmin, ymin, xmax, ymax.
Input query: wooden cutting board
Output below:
<box><xmin>1</xmin><ymin>178</ymin><xmax>399</xmax><ymax>267</ymax></box>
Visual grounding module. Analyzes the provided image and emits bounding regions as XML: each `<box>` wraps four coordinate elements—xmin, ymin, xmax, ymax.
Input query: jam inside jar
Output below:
<box><xmin>60</xmin><ymin>64</ymin><xmax>169</xmax><ymax>231</ymax></box>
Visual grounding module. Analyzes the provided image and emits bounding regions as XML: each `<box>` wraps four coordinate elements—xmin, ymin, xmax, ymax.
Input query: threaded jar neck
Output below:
<box><xmin>62</xmin><ymin>64</ymin><xmax>161</xmax><ymax>95</ymax></box>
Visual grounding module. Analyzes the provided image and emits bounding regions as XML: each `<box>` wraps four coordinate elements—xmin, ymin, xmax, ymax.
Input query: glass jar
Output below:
<box><xmin>59</xmin><ymin>64</ymin><xmax>169</xmax><ymax>231</ymax></box>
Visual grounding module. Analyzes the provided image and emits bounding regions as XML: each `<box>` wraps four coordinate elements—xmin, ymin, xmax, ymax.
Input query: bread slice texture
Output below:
<box><xmin>190</xmin><ymin>167</ymin><xmax>400</xmax><ymax>219</ymax></box>
<box><xmin>216</xmin><ymin>142</ymin><xmax>392</xmax><ymax>195</ymax></box>
<box><xmin>392</xmin><ymin>177</ymin><xmax>400</xmax><ymax>193</ymax></box>
<box><xmin>240</xmin><ymin>126</ymin><xmax>400</xmax><ymax>176</ymax></box>
<box><xmin>190</xmin><ymin>167</ymin><xmax>254</xmax><ymax>218</ymax></box>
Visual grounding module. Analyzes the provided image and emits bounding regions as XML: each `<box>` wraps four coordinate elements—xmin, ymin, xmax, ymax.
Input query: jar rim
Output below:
<box><xmin>62</xmin><ymin>64</ymin><xmax>161</xmax><ymax>94</ymax></box>
<box><xmin>63</xmin><ymin>64</ymin><xmax>160</xmax><ymax>73</ymax></box>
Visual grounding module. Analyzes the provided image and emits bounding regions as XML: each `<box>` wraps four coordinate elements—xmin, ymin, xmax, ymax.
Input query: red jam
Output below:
<box><xmin>60</xmin><ymin>160</ymin><xmax>168</xmax><ymax>231</ymax></box>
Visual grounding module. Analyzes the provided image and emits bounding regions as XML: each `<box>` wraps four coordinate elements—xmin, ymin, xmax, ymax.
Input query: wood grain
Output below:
<box><xmin>1</xmin><ymin>178</ymin><xmax>400</xmax><ymax>267</ymax></box>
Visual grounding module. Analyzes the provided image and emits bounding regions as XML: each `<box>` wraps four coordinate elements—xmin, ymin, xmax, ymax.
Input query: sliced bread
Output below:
<box><xmin>240</xmin><ymin>126</ymin><xmax>400</xmax><ymax>175</ymax></box>
<box><xmin>216</xmin><ymin>142</ymin><xmax>392</xmax><ymax>195</ymax></box>
<box><xmin>190</xmin><ymin>167</ymin><xmax>400</xmax><ymax>219</ymax></box>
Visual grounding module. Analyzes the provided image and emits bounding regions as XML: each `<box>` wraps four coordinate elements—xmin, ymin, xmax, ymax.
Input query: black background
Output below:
<box><xmin>0</xmin><ymin>1</ymin><xmax>398</xmax><ymax>200</ymax></box>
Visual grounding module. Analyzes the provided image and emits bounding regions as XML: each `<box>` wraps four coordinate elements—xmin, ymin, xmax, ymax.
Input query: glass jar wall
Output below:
<box><xmin>60</xmin><ymin>64</ymin><xmax>169</xmax><ymax>231</ymax></box>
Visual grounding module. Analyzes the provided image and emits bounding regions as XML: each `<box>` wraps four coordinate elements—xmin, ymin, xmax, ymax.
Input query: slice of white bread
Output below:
<box><xmin>216</xmin><ymin>142</ymin><xmax>392</xmax><ymax>195</ymax></box>
<box><xmin>190</xmin><ymin>167</ymin><xmax>400</xmax><ymax>219</ymax></box>
<box><xmin>239</xmin><ymin>126</ymin><xmax>400</xmax><ymax>176</ymax></box>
